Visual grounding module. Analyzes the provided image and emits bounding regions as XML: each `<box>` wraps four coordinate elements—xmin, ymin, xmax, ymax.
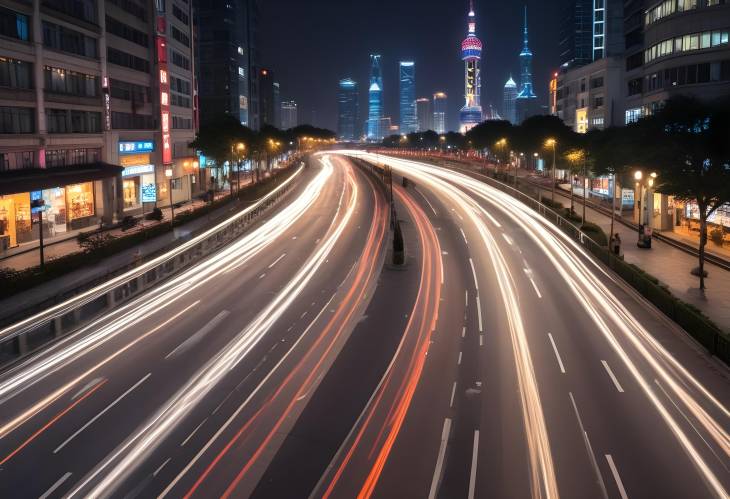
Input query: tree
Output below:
<box><xmin>632</xmin><ymin>96</ymin><xmax>730</xmax><ymax>290</ymax></box>
<box><xmin>465</xmin><ymin>120</ymin><xmax>513</xmax><ymax>150</ymax></box>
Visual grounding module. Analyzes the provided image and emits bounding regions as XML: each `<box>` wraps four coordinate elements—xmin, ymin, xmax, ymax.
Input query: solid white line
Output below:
<box><xmin>601</xmin><ymin>360</ymin><xmax>625</xmax><ymax>393</ymax></box>
<box><xmin>54</xmin><ymin>373</ymin><xmax>151</xmax><ymax>454</ymax></box>
<box><xmin>181</xmin><ymin>418</ymin><xmax>207</xmax><ymax>447</ymax></box>
<box><xmin>428</xmin><ymin>418</ymin><xmax>452</xmax><ymax>499</ymax></box>
<box><xmin>153</xmin><ymin>457</ymin><xmax>171</xmax><ymax>477</ymax></box>
<box><xmin>165</xmin><ymin>311</ymin><xmax>230</xmax><ymax>360</ymax></box>
<box><xmin>469</xmin><ymin>258</ymin><xmax>479</xmax><ymax>290</ymax></box>
<box><xmin>547</xmin><ymin>333</ymin><xmax>566</xmax><ymax>374</ymax></box>
<box><xmin>415</xmin><ymin>187</ymin><xmax>438</xmax><ymax>217</ymax></box>
<box><xmin>569</xmin><ymin>392</ymin><xmax>610</xmax><ymax>499</ymax></box>
<box><xmin>458</xmin><ymin>351</ymin><xmax>462</xmax><ymax>365</ymax></box>
<box><xmin>450</xmin><ymin>382</ymin><xmax>457</xmax><ymax>408</ymax></box>
<box><xmin>479</xmin><ymin>335</ymin><xmax>484</xmax><ymax>347</ymax></box>
<box><xmin>465</xmin><ymin>289</ymin><xmax>468</xmax><ymax>307</ymax></box>
<box><xmin>461</xmin><ymin>326</ymin><xmax>466</xmax><ymax>338</ymax></box>
<box><xmin>40</xmin><ymin>472</ymin><xmax>72</xmax><ymax>499</ymax></box>
<box><xmin>475</xmin><ymin>294</ymin><xmax>483</xmax><ymax>332</ymax></box>
<box><xmin>468</xmin><ymin>430</ymin><xmax>480</xmax><ymax>499</ymax></box>
<box><xmin>606</xmin><ymin>454</ymin><xmax>629</xmax><ymax>499</ymax></box>
<box><xmin>481</xmin><ymin>208</ymin><xmax>502</xmax><ymax>228</ymax></box>
<box><xmin>268</xmin><ymin>253</ymin><xmax>287</xmax><ymax>269</ymax></box>
<box><xmin>460</xmin><ymin>227</ymin><xmax>468</xmax><ymax>245</ymax></box>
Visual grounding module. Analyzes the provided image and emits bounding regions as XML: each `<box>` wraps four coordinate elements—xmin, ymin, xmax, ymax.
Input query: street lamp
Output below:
<box><xmin>165</xmin><ymin>167</ymin><xmax>174</xmax><ymax>226</ymax></box>
<box><xmin>545</xmin><ymin>138</ymin><xmax>557</xmax><ymax>203</ymax></box>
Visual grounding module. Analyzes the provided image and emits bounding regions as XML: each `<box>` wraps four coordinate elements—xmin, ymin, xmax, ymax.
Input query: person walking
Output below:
<box><xmin>613</xmin><ymin>233</ymin><xmax>622</xmax><ymax>256</ymax></box>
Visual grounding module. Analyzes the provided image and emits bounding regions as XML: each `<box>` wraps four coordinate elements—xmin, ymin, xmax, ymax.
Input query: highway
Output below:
<box><xmin>312</xmin><ymin>152</ymin><xmax>730</xmax><ymax>499</ymax></box>
<box><xmin>0</xmin><ymin>151</ymin><xmax>728</xmax><ymax>499</ymax></box>
<box><xmin>0</xmin><ymin>154</ymin><xmax>388</xmax><ymax>498</ymax></box>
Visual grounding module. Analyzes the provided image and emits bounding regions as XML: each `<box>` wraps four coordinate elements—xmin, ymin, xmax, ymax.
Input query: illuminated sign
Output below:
<box><xmin>119</xmin><ymin>141</ymin><xmax>155</xmax><ymax>154</ymax></box>
<box><xmin>157</xmin><ymin>33</ymin><xmax>172</xmax><ymax>165</ymax></box>
<box><xmin>122</xmin><ymin>164</ymin><xmax>155</xmax><ymax>176</ymax></box>
<box><xmin>141</xmin><ymin>177</ymin><xmax>157</xmax><ymax>203</ymax></box>
<box><xmin>575</xmin><ymin>108</ymin><xmax>588</xmax><ymax>134</ymax></box>
<box><xmin>120</xmin><ymin>153</ymin><xmax>151</xmax><ymax>167</ymax></box>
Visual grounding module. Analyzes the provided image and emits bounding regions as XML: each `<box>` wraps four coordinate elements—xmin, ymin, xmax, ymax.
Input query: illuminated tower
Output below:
<box><xmin>516</xmin><ymin>5</ymin><xmax>538</xmax><ymax>122</ymax></box>
<box><xmin>367</xmin><ymin>54</ymin><xmax>384</xmax><ymax>141</ymax></box>
<box><xmin>459</xmin><ymin>0</ymin><xmax>483</xmax><ymax>133</ymax></box>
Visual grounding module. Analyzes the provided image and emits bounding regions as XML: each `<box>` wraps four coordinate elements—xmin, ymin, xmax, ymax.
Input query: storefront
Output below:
<box><xmin>118</xmin><ymin>142</ymin><xmax>156</xmax><ymax>213</ymax></box>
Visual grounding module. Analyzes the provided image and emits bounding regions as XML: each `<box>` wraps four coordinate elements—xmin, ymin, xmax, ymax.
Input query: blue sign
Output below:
<box><xmin>30</xmin><ymin>191</ymin><xmax>46</xmax><ymax>213</ymax></box>
<box><xmin>198</xmin><ymin>154</ymin><xmax>207</xmax><ymax>169</ymax></box>
<box><xmin>141</xmin><ymin>182</ymin><xmax>157</xmax><ymax>203</ymax></box>
<box><xmin>119</xmin><ymin>141</ymin><xmax>155</xmax><ymax>154</ymax></box>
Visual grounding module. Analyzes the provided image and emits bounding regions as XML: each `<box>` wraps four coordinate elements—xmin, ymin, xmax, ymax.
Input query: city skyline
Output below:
<box><xmin>260</xmin><ymin>0</ymin><xmax>562</xmax><ymax>132</ymax></box>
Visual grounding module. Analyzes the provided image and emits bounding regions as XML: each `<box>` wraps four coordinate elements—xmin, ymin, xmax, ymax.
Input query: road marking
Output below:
<box><xmin>465</xmin><ymin>290</ymin><xmax>468</xmax><ymax>307</ymax></box>
<box><xmin>259</xmin><ymin>273</ymin><xmax>266</xmax><ymax>279</ymax></box>
<box><xmin>606</xmin><ymin>454</ymin><xmax>629</xmax><ymax>499</ymax></box>
<box><xmin>450</xmin><ymin>382</ymin><xmax>457</xmax><ymax>408</ymax></box>
<box><xmin>268</xmin><ymin>253</ymin><xmax>287</xmax><ymax>269</ymax></box>
<box><xmin>502</xmin><ymin>233</ymin><xmax>513</xmax><ymax>245</ymax></box>
<box><xmin>165</xmin><ymin>311</ymin><xmax>230</xmax><ymax>359</ymax></box>
<box><xmin>460</xmin><ymin>227</ymin><xmax>468</xmax><ymax>245</ymax></box>
<box><xmin>479</xmin><ymin>334</ymin><xmax>484</xmax><ymax>347</ymax></box>
<box><xmin>458</xmin><ymin>352</ymin><xmax>462</xmax><ymax>365</ymax></box>
<box><xmin>475</xmin><ymin>294</ymin><xmax>483</xmax><ymax>332</ymax></box>
<box><xmin>601</xmin><ymin>361</ymin><xmax>624</xmax><ymax>393</ymax></box>
<box><xmin>40</xmin><ymin>472</ymin><xmax>72</xmax><ymax>499</ymax></box>
<box><xmin>547</xmin><ymin>334</ymin><xmax>566</xmax><ymax>374</ymax></box>
<box><xmin>300</xmin><ymin>311</ymin><xmax>308</xmax><ymax>319</ymax></box>
<box><xmin>469</xmin><ymin>258</ymin><xmax>479</xmax><ymax>290</ymax></box>
<box><xmin>415</xmin><ymin>187</ymin><xmax>438</xmax><ymax>216</ymax></box>
<box><xmin>71</xmin><ymin>378</ymin><xmax>104</xmax><ymax>401</ymax></box>
<box><xmin>461</xmin><ymin>326</ymin><xmax>466</xmax><ymax>338</ymax></box>
<box><xmin>468</xmin><ymin>430</ymin><xmax>480</xmax><ymax>499</ymax></box>
<box><xmin>480</xmin><ymin>208</ymin><xmax>502</xmax><ymax>228</ymax></box>
<box><xmin>427</xmin><ymin>418</ymin><xmax>452</xmax><ymax>499</ymax></box>
<box><xmin>569</xmin><ymin>392</ymin><xmax>609</xmax><ymax>499</ymax></box>
<box><xmin>440</xmin><ymin>252</ymin><xmax>444</xmax><ymax>285</ymax></box>
<box><xmin>181</xmin><ymin>418</ymin><xmax>208</xmax><ymax>447</ymax></box>
<box><xmin>524</xmin><ymin>269</ymin><xmax>543</xmax><ymax>298</ymax></box>
<box><xmin>54</xmin><ymin>374</ymin><xmax>151</xmax><ymax>454</ymax></box>
<box><xmin>153</xmin><ymin>457</ymin><xmax>172</xmax><ymax>477</ymax></box>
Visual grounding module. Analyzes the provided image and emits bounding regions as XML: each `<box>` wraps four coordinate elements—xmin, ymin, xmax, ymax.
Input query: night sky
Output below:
<box><xmin>260</xmin><ymin>0</ymin><xmax>562</xmax><ymax>133</ymax></box>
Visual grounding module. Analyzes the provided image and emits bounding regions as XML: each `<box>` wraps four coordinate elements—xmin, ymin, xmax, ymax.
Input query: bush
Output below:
<box><xmin>580</xmin><ymin>222</ymin><xmax>608</xmax><ymax>247</ymax></box>
<box><xmin>146</xmin><ymin>207</ymin><xmax>164</xmax><ymax>221</ymax></box>
<box><xmin>77</xmin><ymin>232</ymin><xmax>116</xmax><ymax>253</ymax></box>
<box><xmin>120</xmin><ymin>215</ymin><xmax>138</xmax><ymax>232</ymax></box>
<box><xmin>709</xmin><ymin>227</ymin><xmax>724</xmax><ymax>246</ymax></box>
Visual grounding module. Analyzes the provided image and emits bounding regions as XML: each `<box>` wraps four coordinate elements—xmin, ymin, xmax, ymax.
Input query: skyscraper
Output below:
<box><xmin>415</xmin><ymin>98</ymin><xmax>432</xmax><ymax>132</ymax></box>
<box><xmin>281</xmin><ymin>101</ymin><xmax>298</xmax><ymax>129</ymax></box>
<box><xmin>367</xmin><ymin>55</ymin><xmax>384</xmax><ymax>141</ymax></box>
<box><xmin>459</xmin><ymin>1</ymin><xmax>483</xmax><ymax>133</ymax></box>
<box><xmin>503</xmin><ymin>76</ymin><xmax>518</xmax><ymax>124</ymax></box>
<box><xmin>257</xmin><ymin>68</ymin><xmax>277</xmax><ymax>127</ymax></box>
<box><xmin>338</xmin><ymin>78</ymin><xmax>359</xmax><ymax>141</ymax></box>
<box><xmin>399</xmin><ymin>62</ymin><xmax>417</xmax><ymax>134</ymax></box>
<box><xmin>558</xmin><ymin>0</ymin><xmax>593</xmax><ymax>69</ymax></box>
<box><xmin>433</xmin><ymin>92</ymin><xmax>448</xmax><ymax>134</ymax></box>
<box><xmin>516</xmin><ymin>6</ymin><xmax>538</xmax><ymax>122</ymax></box>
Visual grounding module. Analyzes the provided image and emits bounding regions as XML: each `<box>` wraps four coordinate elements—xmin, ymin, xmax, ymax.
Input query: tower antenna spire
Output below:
<box><xmin>523</xmin><ymin>5</ymin><xmax>529</xmax><ymax>46</ymax></box>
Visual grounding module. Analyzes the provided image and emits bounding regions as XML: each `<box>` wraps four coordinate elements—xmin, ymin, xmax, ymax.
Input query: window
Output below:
<box><xmin>625</xmin><ymin>108</ymin><xmax>643</xmax><ymax>124</ymax></box>
<box><xmin>170</xmin><ymin>76</ymin><xmax>191</xmax><ymax>107</ymax></box>
<box><xmin>171</xmin><ymin>25</ymin><xmax>189</xmax><ymax>47</ymax></box>
<box><xmin>593</xmin><ymin>96</ymin><xmax>604</xmax><ymax>109</ymax></box>
<box><xmin>42</xmin><ymin>0</ymin><xmax>97</xmax><ymax>24</ymax></box>
<box><xmin>110</xmin><ymin>79</ymin><xmax>150</xmax><ymax>103</ymax></box>
<box><xmin>107</xmin><ymin>47</ymin><xmax>150</xmax><ymax>72</ymax></box>
<box><xmin>106</xmin><ymin>16</ymin><xmax>148</xmax><ymax>47</ymax></box>
<box><xmin>0</xmin><ymin>107</ymin><xmax>34</xmax><ymax>133</ymax></box>
<box><xmin>44</xmin><ymin>66</ymin><xmax>98</xmax><ymax>97</ymax></box>
<box><xmin>108</xmin><ymin>0</ymin><xmax>147</xmax><ymax>21</ymax></box>
<box><xmin>628</xmin><ymin>77</ymin><xmax>643</xmax><ymax>95</ymax></box>
<box><xmin>46</xmin><ymin>109</ymin><xmax>101</xmax><ymax>133</ymax></box>
<box><xmin>45</xmin><ymin>147</ymin><xmax>100</xmax><ymax>167</ymax></box>
<box><xmin>0</xmin><ymin>6</ymin><xmax>29</xmax><ymax>41</ymax></box>
<box><xmin>42</xmin><ymin>22</ymin><xmax>97</xmax><ymax>58</ymax></box>
<box><xmin>238</xmin><ymin>66</ymin><xmax>245</xmax><ymax>77</ymax></box>
<box><xmin>645</xmin><ymin>29</ymin><xmax>730</xmax><ymax>63</ymax></box>
<box><xmin>0</xmin><ymin>57</ymin><xmax>32</xmax><ymax>89</ymax></box>
<box><xmin>590</xmin><ymin>76</ymin><xmax>604</xmax><ymax>88</ymax></box>
<box><xmin>172</xmin><ymin>4</ymin><xmax>189</xmax><ymax>25</ymax></box>
<box><xmin>170</xmin><ymin>50</ymin><xmax>190</xmax><ymax>70</ymax></box>
<box><xmin>111</xmin><ymin>111</ymin><xmax>155</xmax><ymax>129</ymax></box>
<box><xmin>0</xmin><ymin>151</ymin><xmax>35</xmax><ymax>171</ymax></box>
<box><xmin>172</xmin><ymin>115</ymin><xmax>191</xmax><ymax>129</ymax></box>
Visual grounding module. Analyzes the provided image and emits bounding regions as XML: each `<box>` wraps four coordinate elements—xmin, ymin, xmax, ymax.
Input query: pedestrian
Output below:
<box><xmin>613</xmin><ymin>232</ymin><xmax>621</xmax><ymax>256</ymax></box>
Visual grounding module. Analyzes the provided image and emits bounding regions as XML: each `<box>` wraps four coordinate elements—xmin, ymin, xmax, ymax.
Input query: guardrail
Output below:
<box><xmin>0</xmin><ymin>165</ymin><xmax>305</xmax><ymax>367</ymax></box>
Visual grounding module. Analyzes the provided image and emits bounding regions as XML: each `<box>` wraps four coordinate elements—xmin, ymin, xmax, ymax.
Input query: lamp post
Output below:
<box><xmin>634</xmin><ymin>170</ymin><xmax>657</xmax><ymax>248</ymax></box>
<box><xmin>545</xmin><ymin>138</ymin><xmax>557</xmax><ymax>203</ymax></box>
<box><xmin>165</xmin><ymin>167</ymin><xmax>174</xmax><ymax>226</ymax></box>
<box><xmin>232</xmin><ymin>142</ymin><xmax>246</xmax><ymax>194</ymax></box>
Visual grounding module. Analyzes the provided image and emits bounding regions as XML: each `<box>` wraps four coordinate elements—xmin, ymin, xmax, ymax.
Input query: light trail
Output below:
<box><xmin>342</xmin><ymin>151</ymin><xmax>730</xmax><ymax>498</ymax></box>
<box><xmin>67</xmin><ymin>157</ymin><xmax>365</xmax><ymax>498</ymax></box>
<box><xmin>0</xmin><ymin>162</ymin><xmax>332</xmax><ymax>440</ymax></box>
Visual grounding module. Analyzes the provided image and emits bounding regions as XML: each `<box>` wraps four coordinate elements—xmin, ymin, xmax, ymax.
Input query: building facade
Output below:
<box><xmin>433</xmin><ymin>92</ymin><xmax>447</xmax><ymax>134</ymax></box>
<box><xmin>280</xmin><ymin>100</ymin><xmax>297</xmax><ymax>129</ymax></box>
<box><xmin>399</xmin><ymin>61</ymin><xmax>416</xmax><ymax>134</ymax></box>
<box><xmin>195</xmin><ymin>0</ymin><xmax>258</xmax><ymax>128</ymax></box>
<box><xmin>0</xmin><ymin>0</ymin><xmax>199</xmax><ymax>252</ymax></box>
<box><xmin>256</xmin><ymin>67</ymin><xmax>276</xmax><ymax>127</ymax></box>
<box><xmin>415</xmin><ymin>97</ymin><xmax>432</xmax><ymax>132</ymax></box>
<box><xmin>503</xmin><ymin>76</ymin><xmax>517</xmax><ymax>124</ymax></box>
<box><xmin>337</xmin><ymin>78</ymin><xmax>358</xmax><ymax>141</ymax></box>
<box><xmin>367</xmin><ymin>54</ymin><xmax>384</xmax><ymax>141</ymax></box>
<box><xmin>459</xmin><ymin>0</ymin><xmax>482</xmax><ymax>133</ymax></box>
<box><xmin>516</xmin><ymin>6</ymin><xmax>539</xmax><ymax>123</ymax></box>
<box><xmin>559</xmin><ymin>0</ymin><xmax>593</xmax><ymax>69</ymax></box>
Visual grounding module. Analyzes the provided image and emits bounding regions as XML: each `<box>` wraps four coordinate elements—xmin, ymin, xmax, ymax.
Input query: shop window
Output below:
<box><xmin>66</xmin><ymin>182</ymin><xmax>94</xmax><ymax>221</ymax></box>
<box><xmin>123</xmin><ymin>177</ymin><xmax>140</xmax><ymax>209</ymax></box>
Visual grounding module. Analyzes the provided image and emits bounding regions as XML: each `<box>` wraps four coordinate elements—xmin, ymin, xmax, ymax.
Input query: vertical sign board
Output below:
<box><xmin>156</xmin><ymin>13</ymin><xmax>172</xmax><ymax>167</ymax></box>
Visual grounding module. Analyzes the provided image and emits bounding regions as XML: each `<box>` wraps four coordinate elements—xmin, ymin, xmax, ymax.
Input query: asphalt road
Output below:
<box><xmin>317</xmin><ymin>152</ymin><xmax>730</xmax><ymax>499</ymax></box>
<box><xmin>0</xmin><ymin>154</ymin><xmax>388</xmax><ymax>498</ymax></box>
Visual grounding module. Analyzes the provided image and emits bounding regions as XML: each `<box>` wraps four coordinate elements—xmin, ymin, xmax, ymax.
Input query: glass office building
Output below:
<box><xmin>338</xmin><ymin>78</ymin><xmax>359</xmax><ymax>141</ymax></box>
<box><xmin>399</xmin><ymin>62</ymin><xmax>417</xmax><ymax>134</ymax></box>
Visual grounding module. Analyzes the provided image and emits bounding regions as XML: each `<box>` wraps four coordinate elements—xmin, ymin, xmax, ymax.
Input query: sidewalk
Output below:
<box><xmin>428</xmin><ymin>156</ymin><xmax>730</xmax><ymax>333</ymax></box>
<box><xmin>0</xmin><ymin>179</ymin><xmax>250</xmax><ymax>272</ymax></box>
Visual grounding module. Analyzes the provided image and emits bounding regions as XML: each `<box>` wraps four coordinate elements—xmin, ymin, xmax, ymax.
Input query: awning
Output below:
<box><xmin>0</xmin><ymin>162</ymin><xmax>124</xmax><ymax>195</ymax></box>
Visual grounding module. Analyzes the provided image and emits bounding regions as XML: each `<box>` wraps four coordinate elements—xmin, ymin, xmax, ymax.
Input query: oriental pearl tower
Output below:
<box><xmin>459</xmin><ymin>0</ymin><xmax>483</xmax><ymax>133</ymax></box>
